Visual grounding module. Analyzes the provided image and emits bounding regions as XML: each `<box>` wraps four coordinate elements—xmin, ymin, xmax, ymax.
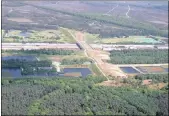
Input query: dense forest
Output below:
<box><xmin>1</xmin><ymin>76</ymin><xmax>168</xmax><ymax>115</ymax></box>
<box><xmin>2</xmin><ymin>49</ymin><xmax>75</xmax><ymax>55</ymax></box>
<box><xmin>109</xmin><ymin>49</ymin><xmax>168</xmax><ymax>64</ymax></box>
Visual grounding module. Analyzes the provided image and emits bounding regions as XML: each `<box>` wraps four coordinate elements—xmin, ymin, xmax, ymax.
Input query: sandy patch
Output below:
<box><xmin>49</xmin><ymin>56</ymin><xmax>62</xmax><ymax>62</ymax></box>
<box><xmin>7</xmin><ymin>18</ymin><xmax>33</xmax><ymax>23</ymax></box>
<box><xmin>142</xmin><ymin>79</ymin><xmax>152</xmax><ymax>85</ymax></box>
<box><xmin>148</xmin><ymin>83</ymin><xmax>168</xmax><ymax>90</ymax></box>
<box><xmin>97</xmin><ymin>80</ymin><xmax>127</xmax><ymax>87</ymax></box>
<box><xmin>64</xmin><ymin>72</ymin><xmax>81</xmax><ymax>77</ymax></box>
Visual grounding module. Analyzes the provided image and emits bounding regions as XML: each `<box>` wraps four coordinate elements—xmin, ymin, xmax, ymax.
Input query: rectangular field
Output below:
<box><xmin>101</xmin><ymin>36</ymin><xmax>162</xmax><ymax>44</ymax></box>
<box><xmin>136</xmin><ymin>66</ymin><xmax>167</xmax><ymax>73</ymax></box>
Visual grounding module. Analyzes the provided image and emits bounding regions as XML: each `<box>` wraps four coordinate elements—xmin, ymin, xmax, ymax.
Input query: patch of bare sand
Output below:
<box><xmin>142</xmin><ymin>79</ymin><xmax>152</xmax><ymax>85</ymax></box>
<box><xmin>7</xmin><ymin>18</ymin><xmax>33</xmax><ymax>23</ymax></box>
<box><xmin>49</xmin><ymin>56</ymin><xmax>62</xmax><ymax>62</ymax></box>
<box><xmin>97</xmin><ymin>80</ymin><xmax>128</xmax><ymax>87</ymax></box>
<box><xmin>148</xmin><ymin>83</ymin><xmax>168</xmax><ymax>90</ymax></box>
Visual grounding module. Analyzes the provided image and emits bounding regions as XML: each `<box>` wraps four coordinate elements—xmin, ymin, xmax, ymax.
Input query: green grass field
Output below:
<box><xmin>2</xmin><ymin>29</ymin><xmax>5</xmax><ymax>36</ymax></box>
<box><xmin>83</xmin><ymin>32</ymin><xmax>163</xmax><ymax>44</ymax></box>
<box><xmin>85</xmin><ymin>33</ymin><xmax>100</xmax><ymax>43</ymax></box>
<box><xmin>101</xmin><ymin>36</ymin><xmax>162</xmax><ymax>44</ymax></box>
<box><xmin>89</xmin><ymin>63</ymin><xmax>103</xmax><ymax>76</ymax></box>
<box><xmin>2</xmin><ymin>28</ymin><xmax>76</xmax><ymax>43</ymax></box>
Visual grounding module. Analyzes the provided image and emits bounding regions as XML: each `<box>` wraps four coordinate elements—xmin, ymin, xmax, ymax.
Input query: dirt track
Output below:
<box><xmin>68</xmin><ymin>30</ymin><xmax>127</xmax><ymax>79</ymax></box>
<box><xmin>70</xmin><ymin>30</ymin><xmax>169</xmax><ymax>79</ymax></box>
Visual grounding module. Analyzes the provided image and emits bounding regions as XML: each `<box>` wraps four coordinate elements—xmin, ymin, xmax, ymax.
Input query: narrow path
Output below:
<box><xmin>104</xmin><ymin>4</ymin><xmax>119</xmax><ymax>15</ymax></box>
<box><xmin>126</xmin><ymin>5</ymin><xmax>130</xmax><ymax>18</ymax></box>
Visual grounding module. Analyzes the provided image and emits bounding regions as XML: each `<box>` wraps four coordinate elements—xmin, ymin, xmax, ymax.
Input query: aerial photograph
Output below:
<box><xmin>1</xmin><ymin>1</ymin><xmax>168</xmax><ymax>115</ymax></box>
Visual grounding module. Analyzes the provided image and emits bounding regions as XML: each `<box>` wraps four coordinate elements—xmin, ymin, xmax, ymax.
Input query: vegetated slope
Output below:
<box><xmin>1</xmin><ymin>76</ymin><xmax>168</xmax><ymax>115</ymax></box>
<box><xmin>109</xmin><ymin>49</ymin><xmax>168</xmax><ymax>64</ymax></box>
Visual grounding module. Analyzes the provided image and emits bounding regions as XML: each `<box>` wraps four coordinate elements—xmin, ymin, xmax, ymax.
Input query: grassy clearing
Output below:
<box><xmin>101</xmin><ymin>36</ymin><xmax>161</xmax><ymax>44</ymax></box>
<box><xmin>62</xmin><ymin>54</ymin><xmax>87</xmax><ymax>60</ymax></box>
<box><xmin>84</xmin><ymin>32</ymin><xmax>100</xmax><ymax>44</ymax></box>
<box><xmin>2</xmin><ymin>29</ymin><xmax>5</xmax><ymax>36</ymax></box>
<box><xmin>89</xmin><ymin>63</ymin><xmax>103</xmax><ymax>76</ymax></box>
<box><xmin>58</xmin><ymin>28</ymin><xmax>76</xmax><ymax>43</ymax></box>
<box><xmin>2</xmin><ymin>28</ymin><xmax>76</xmax><ymax>43</ymax></box>
<box><xmin>6</xmin><ymin>30</ymin><xmax>21</xmax><ymax>36</ymax></box>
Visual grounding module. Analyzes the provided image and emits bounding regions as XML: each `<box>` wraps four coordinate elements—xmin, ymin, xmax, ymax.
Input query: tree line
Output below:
<box><xmin>109</xmin><ymin>49</ymin><xmax>168</xmax><ymax>64</ymax></box>
<box><xmin>2</xmin><ymin>49</ymin><xmax>75</xmax><ymax>55</ymax></box>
